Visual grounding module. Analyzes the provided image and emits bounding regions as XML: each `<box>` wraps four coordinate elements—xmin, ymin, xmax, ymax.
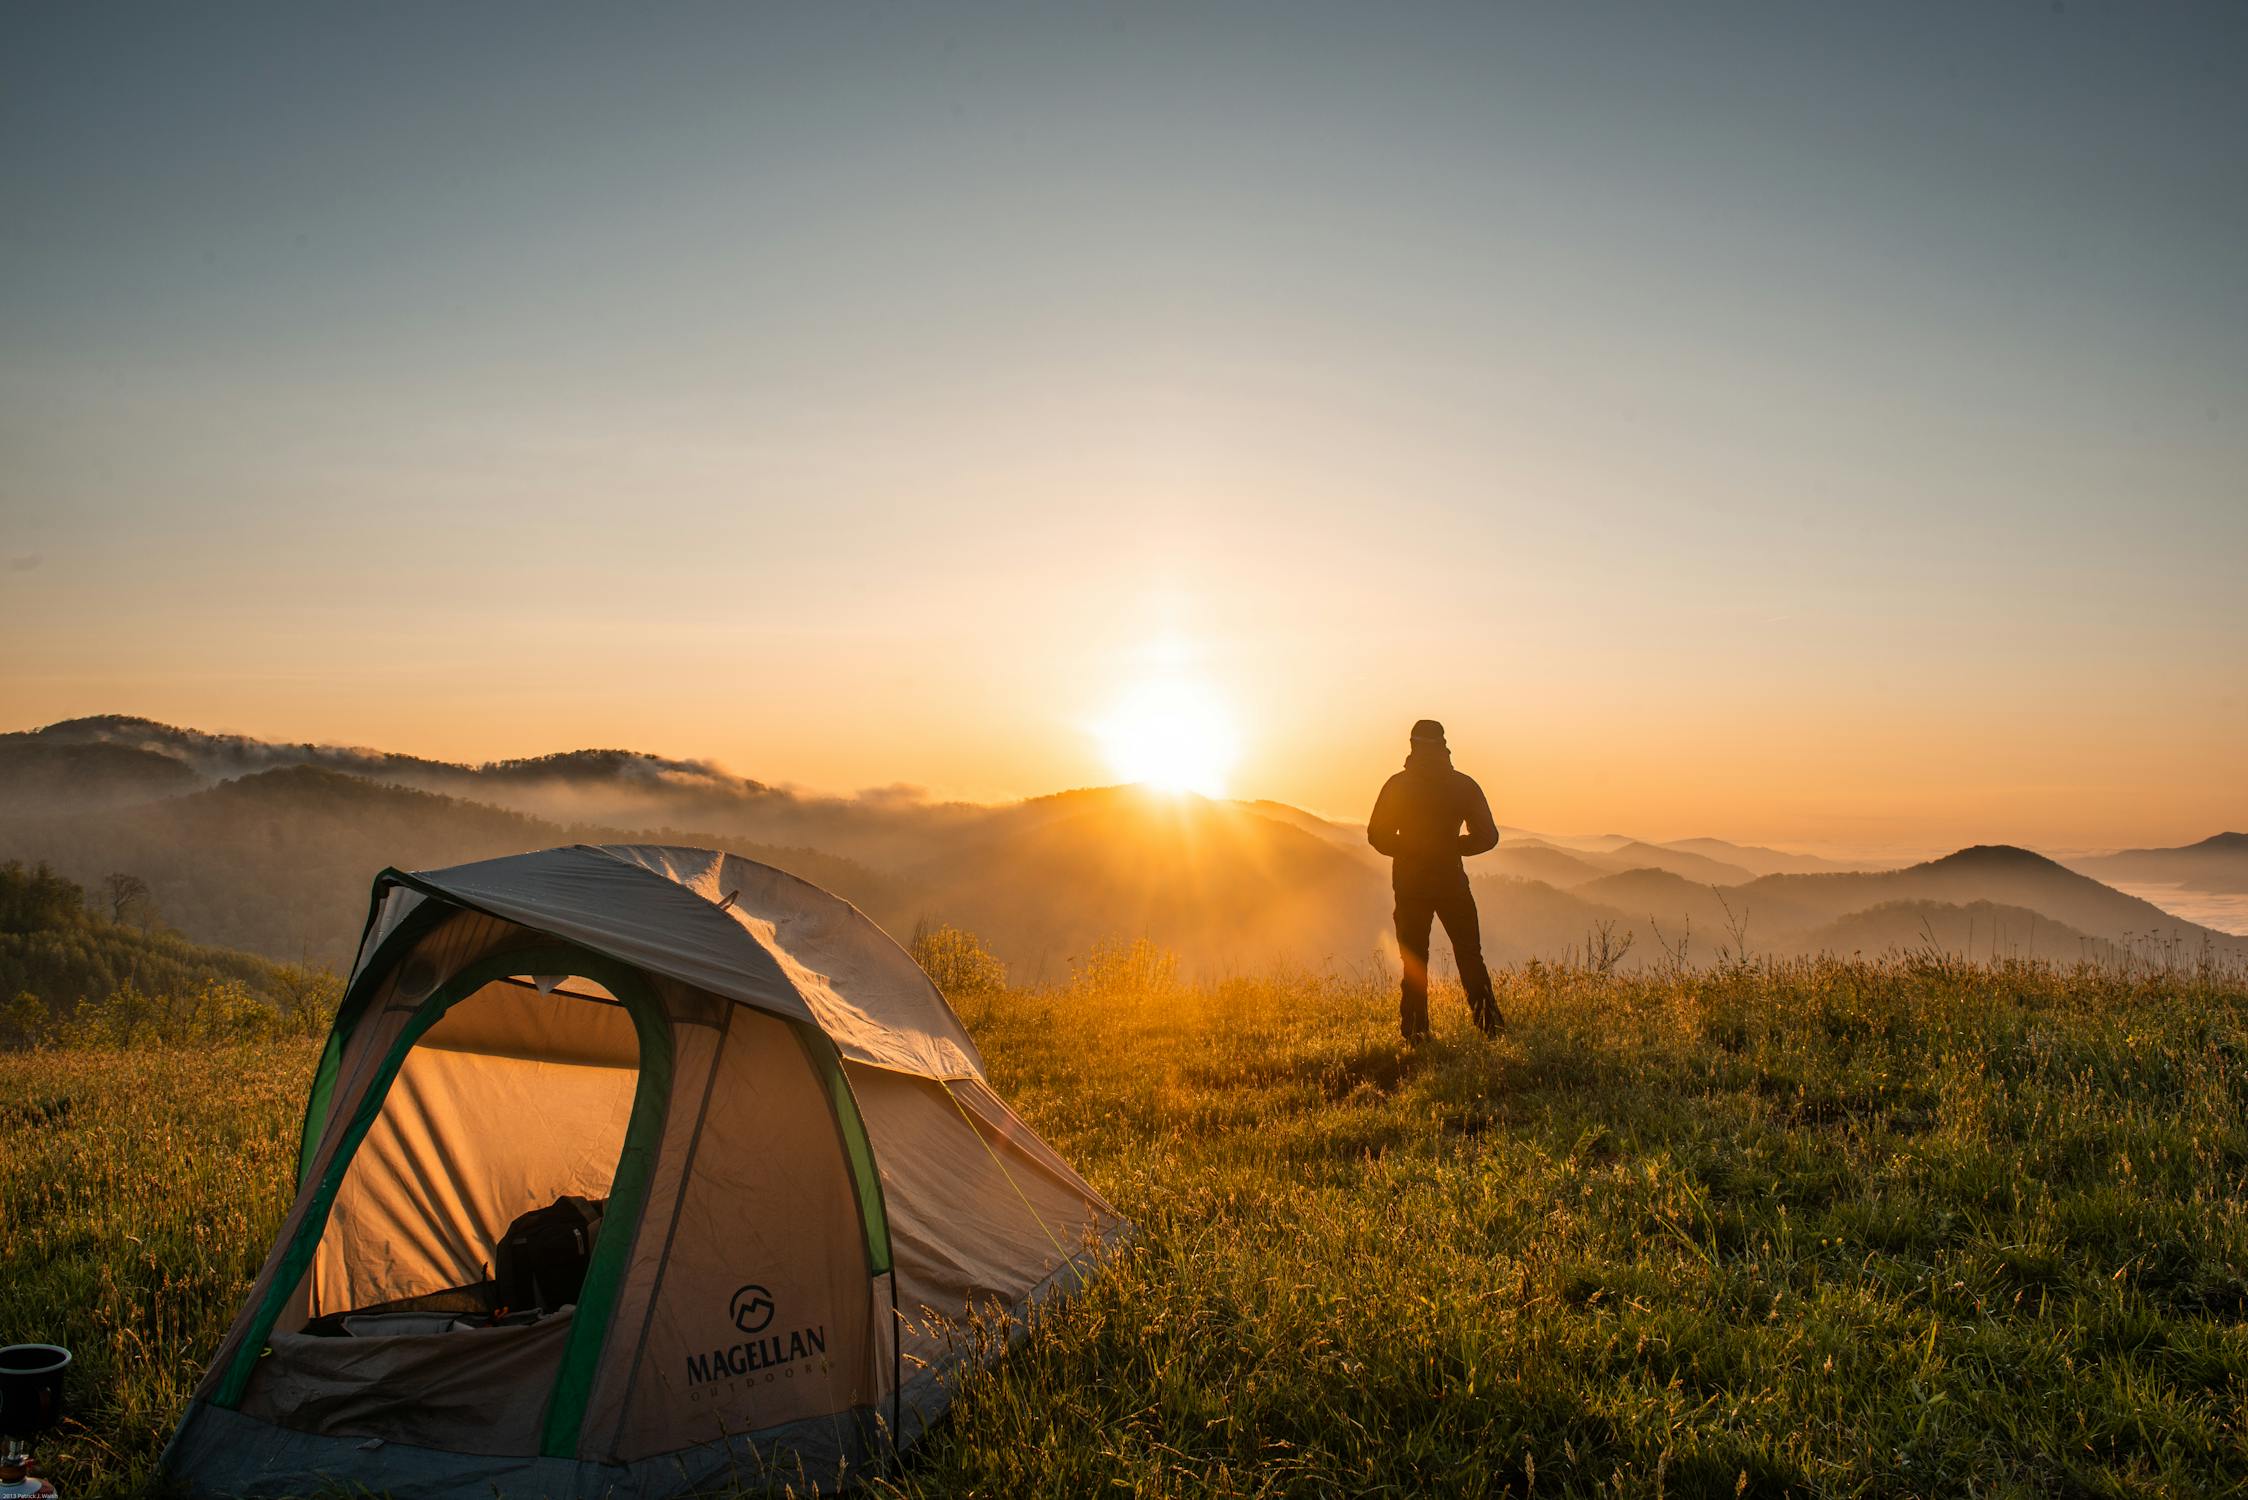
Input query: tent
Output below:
<box><xmin>164</xmin><ymin>845</ymin><xmax>1125</xmax><ymax>1497</ymax></box>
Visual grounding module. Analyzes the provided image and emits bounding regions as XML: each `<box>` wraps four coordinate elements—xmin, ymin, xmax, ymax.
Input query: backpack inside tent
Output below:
<box><xmin>163</xmin><ymin>844</ymin><xmax>1126</xmax><ymax>1498</ymax></box>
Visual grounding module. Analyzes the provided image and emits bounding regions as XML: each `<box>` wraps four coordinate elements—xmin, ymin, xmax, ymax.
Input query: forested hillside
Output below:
<box><xmin>0</xmin><ymin>861</ymin><xmax>315</xmax><ymax>1025</ymax></box>
<box><xmin>0</xmin><ymin>767</ymin><xmax>912</xmax><ymax>970</ymax></box>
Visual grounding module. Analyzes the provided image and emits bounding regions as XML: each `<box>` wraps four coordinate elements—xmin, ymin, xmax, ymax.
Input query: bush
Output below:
<box><xmin>1</xmin><ymin>989</ymin><xmax>42</xmax><ymax>1046</ymax></box>
<box><xmin>270</xmin><ymin>964</ymin><xmax>344</xmax><ymax>1036</ymax></box>
<box><xmin>53</xmin><ymin>979</ymin><xmax>289</xmax><ymax>1047</ymax></box>
<box><xmin>910</xmin><ymin>919</ymin><xmax>1010</xmax><ymax>996</ymax></box>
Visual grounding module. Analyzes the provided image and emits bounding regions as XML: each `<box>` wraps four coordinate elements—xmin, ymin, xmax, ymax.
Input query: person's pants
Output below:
<box><xmin>1395</xmin><ymin>883</ymin><xmax>1499</xmax><ymax>1039</ymax></box>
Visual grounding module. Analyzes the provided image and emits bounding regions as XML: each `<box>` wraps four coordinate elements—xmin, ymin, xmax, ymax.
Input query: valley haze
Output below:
<box><xmin>5</xmin><ymin>715</ymin><xmax>2243</xmax><ymax>987</ymax></box>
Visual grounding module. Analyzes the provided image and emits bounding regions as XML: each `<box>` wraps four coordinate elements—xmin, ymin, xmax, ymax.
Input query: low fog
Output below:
<box><xmin>4</xmin><ymin>716</ymin><xmax>2243</xmax><ymax>982</ymax></box>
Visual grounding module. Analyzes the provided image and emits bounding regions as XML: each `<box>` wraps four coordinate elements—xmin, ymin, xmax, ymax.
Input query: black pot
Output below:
<box><xmin>0</xmin><ymin>1344</ymin><xmax>69</xmax><ymax>1436</ymax></box>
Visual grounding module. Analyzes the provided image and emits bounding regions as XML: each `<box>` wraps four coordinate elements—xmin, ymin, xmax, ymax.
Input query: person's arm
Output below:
<box><xmin>1457</xmin><ymin>776</ymin><xmax>1499</xmax><ymax>857</ymax></box>
<box><xmin>1367</xmin><ymin>777</ymin><xmax>1403</xmax><ymax>856</ymax></box>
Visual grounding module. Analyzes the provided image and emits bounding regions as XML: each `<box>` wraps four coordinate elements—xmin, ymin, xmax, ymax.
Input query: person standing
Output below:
<box><xmin>1366</xmin><ymin>719</ymin><xmax>1502</xmax><ymax>1041</ymax></box>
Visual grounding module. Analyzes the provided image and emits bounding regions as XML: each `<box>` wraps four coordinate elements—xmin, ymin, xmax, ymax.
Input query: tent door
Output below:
<box><xmin>214</xmin><ymin>943</ymin><xmax>674</xmax><ymax>1461</ymax></box>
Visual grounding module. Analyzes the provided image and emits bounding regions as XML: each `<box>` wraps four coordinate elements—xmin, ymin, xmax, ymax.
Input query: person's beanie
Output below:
<box><xmin>1410</xmin><ymin>719</ymin><xmax>1446</xmax><ymax>745</ymax></box>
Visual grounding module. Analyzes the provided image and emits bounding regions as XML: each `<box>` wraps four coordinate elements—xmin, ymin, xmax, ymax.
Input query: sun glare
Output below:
<box><xmin>1096</xmin><ymin>674</ymin><xmax>1240</xmax><ymax>798</ymax></box>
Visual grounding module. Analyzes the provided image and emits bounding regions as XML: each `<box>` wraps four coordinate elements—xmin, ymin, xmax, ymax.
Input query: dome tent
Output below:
<box><xmin>164</xmin><ymin>845</ymin><xmax>1125</xmax><ymax>1498</ymax></box>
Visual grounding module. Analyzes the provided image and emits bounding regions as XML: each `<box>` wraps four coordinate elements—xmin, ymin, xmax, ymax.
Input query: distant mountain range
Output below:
<box><xmin>2066</xmin><ymin>833</ymin><xmax>2248</xmax><ymax>896</ymax></box>
<box><xmin>2</xmin><ymin>715</ymin><xmax>2241</xmax><ymax>977</ymax></box>
<box><xmin>1654</xmin><ymin>836</ymin><xmax>1874</xmax><ymax>877</ymax></box>
<box><xmin>1484</xmin><ymin>838</ymin><xmax>1771</xmax><ymax>887</ymax></box>
<box><xmin>1495</xmin><ymin>843</ymin><xmax>2234</xmax><ymax>969</ymax></box>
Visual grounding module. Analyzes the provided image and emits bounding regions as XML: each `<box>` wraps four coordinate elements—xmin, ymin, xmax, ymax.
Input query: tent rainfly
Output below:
<box><xmin>163</xmin><ymin>845</ymin><xmax>1125</xmax><ymax>1497</ymax></box>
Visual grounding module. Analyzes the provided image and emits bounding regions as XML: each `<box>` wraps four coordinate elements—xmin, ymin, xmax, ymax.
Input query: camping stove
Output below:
<box><xmin>0</xmin><ymin>1446</ymin><xmax>56</xmax><ymax>1500</ymax></box>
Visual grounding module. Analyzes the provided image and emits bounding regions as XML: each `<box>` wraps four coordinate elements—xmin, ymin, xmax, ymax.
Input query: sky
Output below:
<box><xmin>3</xmin><ymin>2</ymin><xmax>2243</xmax><ymax>854</ymax></box>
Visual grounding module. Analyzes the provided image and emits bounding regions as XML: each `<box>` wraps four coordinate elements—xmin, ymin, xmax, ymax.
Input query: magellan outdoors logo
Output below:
<box><xmin>684</xmin><ymin>1282</ymin><xmax>829</xmax><ymax>1393</ymax></box>
<box><xmin>730</xmin><ymin>1284</ymin><xmax>774</xmax><ymax>1334</ymax></box>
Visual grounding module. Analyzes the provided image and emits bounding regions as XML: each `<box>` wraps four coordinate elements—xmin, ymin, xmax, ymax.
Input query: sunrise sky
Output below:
<box><xmin>4</xmin><ymin>3</ymin><xmax>2243</xmax><ymax>853</ymax></box>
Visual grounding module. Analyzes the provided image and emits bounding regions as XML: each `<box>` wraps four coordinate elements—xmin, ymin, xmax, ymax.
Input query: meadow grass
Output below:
<box><xmin>3</xmin><ymin>957</ymin><xmax>2245</xmax><ymax>1497</ymax></box>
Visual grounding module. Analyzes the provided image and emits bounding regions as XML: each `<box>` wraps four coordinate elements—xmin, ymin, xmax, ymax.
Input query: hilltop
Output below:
<box><xmin>2070</xmin><ymin>831</ymin><xmax>2248</xmax><ymax>895</ymax></box>
<box><xmin>901</xmin><ymin>786</ymin><xmax>1387</xmax><ymax>982</ymax></box>
<box><xmin>0</xmin><ymin>715</ymin><xmax>981</xmax><ymax>866</ymax></box>
<box><xmin>1749</xmin><ymin>845</ymin><xmax>2220</xmax><ymax>949</ymax></box>
<box><xmin>0</xmin><ymin>737</ymin><xmax>201</xmax><ymax>815</ymax></box>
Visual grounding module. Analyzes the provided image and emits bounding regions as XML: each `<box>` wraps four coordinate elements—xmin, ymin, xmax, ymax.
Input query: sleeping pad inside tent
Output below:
<box><xmin>162</xmin><ymin>844</ymin><xmax>1126</xmax><ymax>1498</ymax></box>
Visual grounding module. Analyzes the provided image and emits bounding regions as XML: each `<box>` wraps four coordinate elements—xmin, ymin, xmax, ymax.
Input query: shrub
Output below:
<box><xmin>909</xmin><ymin>919</ymin><xmax>1010</xmax><ymax>996</ymax></box>
<box><xmin>54</xmin><ymin>978</ymin><xmax>298</xmax><ymax>1047</ymax></box>
<box><xmin>0</xmin><ymin>989</ymin><xmax>43</xmax><ymax>1047</ymax></box>
<box><xmin>270</xmin><ymin>964</ymin><xmax>344</xmax><ymax>1036</ymax></box>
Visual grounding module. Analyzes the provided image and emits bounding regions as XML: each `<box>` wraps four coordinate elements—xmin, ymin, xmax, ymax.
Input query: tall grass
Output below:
<box><xmin>0</xmin><ymin>1043</ymin><xmax>310</xmax><ymax>1491</ymax></box>
<box><xmin>919</xmin><ymin>955</ymin><xmax>2248</xmax><ymax>1498</ymax></box>
<box><xmin>3</xmin><ymin>956</ymin><xmax>2243</xmax><ymax>1496</ymax></box>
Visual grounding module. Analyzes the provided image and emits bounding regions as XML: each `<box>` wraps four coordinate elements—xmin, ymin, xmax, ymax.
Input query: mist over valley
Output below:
<box><xmin>6</xmin><ymin>716</ymin><xmax>2240</xmax><ymax>987</ymax></box>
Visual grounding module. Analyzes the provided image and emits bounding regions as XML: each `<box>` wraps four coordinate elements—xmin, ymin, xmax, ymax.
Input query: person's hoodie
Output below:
<box><xmin>1366</xmin><ymin>741</ymin><xmax>1499</xmax><ymax>895</ymax></box>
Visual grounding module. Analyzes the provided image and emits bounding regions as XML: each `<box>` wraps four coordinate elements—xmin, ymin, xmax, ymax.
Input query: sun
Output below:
<box><xmin>1096</xmin><ymin>675</ymin><xmax>1240</xmax><ymax>797</ymax></box>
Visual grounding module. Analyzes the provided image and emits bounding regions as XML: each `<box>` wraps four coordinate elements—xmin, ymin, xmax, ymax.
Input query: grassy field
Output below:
<box><xmin>4</xmin><ymin>956</ymin><xmax>2246</xmax><ymax>1497</ymax></box>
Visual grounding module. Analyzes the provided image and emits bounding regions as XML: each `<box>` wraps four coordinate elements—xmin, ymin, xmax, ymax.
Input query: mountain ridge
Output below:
<box><xmin>2068</xmin><ymin>832</ymin><xmax>2248</xmax><ymax>897</ymax></box>
<box><xmin>5</xmin><ymin>717</ymin><xmax>2242</xmax><ymax>972</ymax></box>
